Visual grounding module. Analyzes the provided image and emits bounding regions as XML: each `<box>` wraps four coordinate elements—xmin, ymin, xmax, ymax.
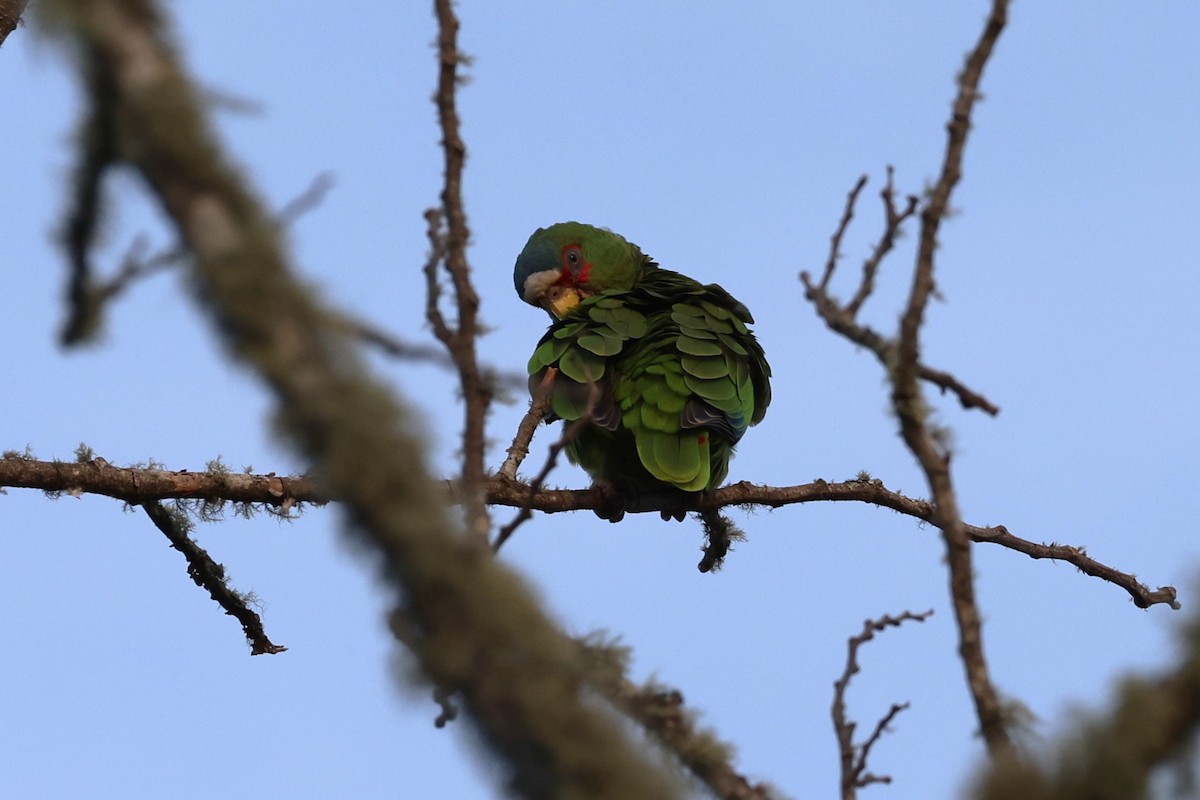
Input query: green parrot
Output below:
<box><xmin>514</xmin><ymin>222</ymin><xmax>771</xmax><ymax>525</ymax></box>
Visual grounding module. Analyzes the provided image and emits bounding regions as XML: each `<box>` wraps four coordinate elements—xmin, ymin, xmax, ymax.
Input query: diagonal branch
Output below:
<box><xmin>493</xmin><ymin>373</ymin><xmax>600</xmax><ymax>552</ymax></box>
<box><xmin>846</xmin><ymin>166</ymin><xmax>919</xmax><ymax>318</ymax></box>
<box><xmin>142</xmin><ymin>500</ymin><xmax>286</xmax><ymax>655</ymax></box>
<box><xmin>496</xmin><ymin>368</ymin><xmax>555</xmax><ymax>481</ymax></box>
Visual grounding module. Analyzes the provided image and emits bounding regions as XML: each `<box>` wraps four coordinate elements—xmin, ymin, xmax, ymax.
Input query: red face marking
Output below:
<box><xmin>558</xmin><ymin>244</ymin><xmax>591</xmax><ymax>286</ymax></box>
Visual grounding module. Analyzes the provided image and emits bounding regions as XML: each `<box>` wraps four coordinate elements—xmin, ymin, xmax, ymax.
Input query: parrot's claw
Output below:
<box><xmin>590</xmin><ymin>479</ymin><xmax>627</xmax><ymax>523</ymax></box>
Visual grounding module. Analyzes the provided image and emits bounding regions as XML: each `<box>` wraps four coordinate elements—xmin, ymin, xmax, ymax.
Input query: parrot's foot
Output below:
<box><xmin>590</xmin><ymin>479</ymin><xmax>627</xmax><ymax>523</ymax></box>
<box><xmin>589</xmin><ymin>483</ymin><xmax>695</xmax><ymax>523</ymax></box>
<box><xmin>659</xmin><ymin>501</ymin><xmax>687</xmax><ymax>522</ymax></box>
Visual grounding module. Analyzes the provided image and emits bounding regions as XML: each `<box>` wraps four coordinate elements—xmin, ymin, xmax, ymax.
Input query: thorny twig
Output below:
<box><xmin>832</xmin><ymin>610</ymin><xmax>933</xmax><ymax>800</ymax></box>
<box><xmin>424</xmin><ymin>0</ymin><xmax>492</xmax><ymax>545</ymax></box>
<box><xmin>800</xmin><ymin>173</ymin><xmax>995</xmax><ymax>417</ymax></box>
<box><xmin>847</xmin><ymin>166</ymin><xmax>920</xmax><ymax>318</ymax></box>
<box><xmin>892</xmin><ymin>0</ymin><xmax>1012</xmax><ymax>758</ymax></box>
<box><xmin>799</xmin><ymin>0</ymin><xmax>1012</xmax><ymax>760</ymax></box>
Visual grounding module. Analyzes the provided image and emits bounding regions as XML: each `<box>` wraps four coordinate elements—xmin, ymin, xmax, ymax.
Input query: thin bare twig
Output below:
<box><xmin>832</xmin><ymin>610</ymin><xmax>932</xmax><ymax>800</ymax></box>
<box><xmin>800</xmin><ymin>175</ymin><xmax>996</xmax><ymax>417</ymax></box>
<box><xmin>846</xmin><ymin>166</ymin><xmax>920</xmax><ymax>318</ymax></box>
<box><xmin>142</xmin><ymin>500</ymin><xmax>286</xmax><ymax>655</ymax></box>
<box><xmin>493</xmin><ymin>374</ymin><xmax>594</xmax><ymax>552</ymax></box>
<box><xmin>349</xmin><ymin>313</ymin><xmax>456</xmax><ymax>364</ymax></box>
<box><xmin>341</xmin><ymin>313</ymin><xmax>527</xmax><ymax>395</ymax></box>
<box><xmin>60</xmin><ymin>171</ymin><xmax>335</xmax><ymax>344</ymax></box>
<box><xmin>275</xmin><ymin>172</ymin><xmax>335</xmax><ymax>226</ymax></box>
<box><xmin>497</xmin><ymin>368</ymin><xmax>556</xmax><ymax>481</ymax></box>
<box><xmin>819</xmin><ymin>175</ymin><xmax>869</xmax><ymax>291</ymax></box>
<box><xmin>422</xmin><ymin>208</ymin><xmax>452</xmax><ymax>344</ymax></box>
<box><xmin>59</xmin><ymin>46</ymin><xmax>120</xmax><ymax>347</ymax></box>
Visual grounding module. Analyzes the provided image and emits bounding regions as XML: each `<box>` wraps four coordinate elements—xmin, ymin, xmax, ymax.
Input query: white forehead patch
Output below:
<box><xmin>522</xmin><ymin>269</ymin><xmax>561</xmax><ymax>304</ymax></box>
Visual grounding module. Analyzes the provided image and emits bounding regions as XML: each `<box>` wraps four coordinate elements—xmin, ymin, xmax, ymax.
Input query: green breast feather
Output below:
<box><xmin>527</xmin><ymin>267</ymin><xmax>771</xmax><ymax>494</ymax></box>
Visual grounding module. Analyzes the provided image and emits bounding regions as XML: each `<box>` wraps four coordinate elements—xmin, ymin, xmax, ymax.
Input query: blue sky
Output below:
<box><xmin>2</xmin><ymin>2</ymin><xmax>1198</xmax><ymax>797</ymax></box>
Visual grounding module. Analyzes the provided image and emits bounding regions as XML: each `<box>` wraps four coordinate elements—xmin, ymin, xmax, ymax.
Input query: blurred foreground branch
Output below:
<box><xmin>45</xmin><ymin>1</ymin><xmax>681</xmax><ymax>796</ymax></box>
<box><xmin>974</xmin><ymin>610</ymin><xmax>1200</xmax><ymax>800</ymax></box>
<box><xmin>579</xmin><ymin>635</ymin><xmax>781</xmax><ymax>800</ymax></box>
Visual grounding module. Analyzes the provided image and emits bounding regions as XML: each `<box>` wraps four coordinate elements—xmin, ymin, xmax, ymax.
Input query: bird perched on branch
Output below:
<box><xmin>514</xmin><ymin>222</ymin><xmax>771</xmax><ymax>550</ymax></box>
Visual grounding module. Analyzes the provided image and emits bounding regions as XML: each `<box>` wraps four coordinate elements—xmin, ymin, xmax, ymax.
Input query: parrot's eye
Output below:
<box><xmin>563</xmin><ymin>246</ymin><xmax>582</xmax><ymax>267</ymax></box>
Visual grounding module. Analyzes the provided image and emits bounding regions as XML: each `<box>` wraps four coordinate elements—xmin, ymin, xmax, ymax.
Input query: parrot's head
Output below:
<box><xmin>514</xmin><ymin>222</ymin><xmax>647</xmax><ymax>319</ymax></box>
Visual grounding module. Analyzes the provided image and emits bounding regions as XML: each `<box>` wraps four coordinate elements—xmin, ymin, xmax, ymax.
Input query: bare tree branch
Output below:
<box><xmin>800</xmin><ymin>173</ymin><xmax>996</xmax><ymax>417</ymax></box>
<box><xmin>801</xmin><ymin>0</ymin><xmax>1013</xmax><ymax>759</ymax></box>
<box><xmin>142</xmin><ymin>500</ymin><xmax>286</xmax><ymax>655</ymax></box>
<box><xmin>818</xmin><ymin>174</ymin><xmax>869</xmax><ymax>292</ymax></box>
<box><xmin>1</xmin><ymin>455</ymin><xmax>1178</xmax><ymax>610</ymax></box>
<box><xmin>424</xmin><ymin>0</ymin><xmax>492</xmax><ymax>545</ymax></box>
<box><xmin>274</xmin><ymin>171</ymin><xmax>335</xmax><ymax>226</ymax></box>
<box><xmin>832</xmin><ymin>610</ymin><xmax>932</xmax><ymax>800</ymax></box>
<box><xmin>892</xmin><ymin>0</ymin><xmax>1011</xmax><ymax>758</ymax></box>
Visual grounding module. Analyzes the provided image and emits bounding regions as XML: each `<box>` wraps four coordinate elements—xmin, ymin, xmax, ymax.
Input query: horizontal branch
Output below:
<box><xmin>0</xmin><ymin>455</ymin><xmax>321</xmax><ymax>508</ymax></box>
<box><xmin>1</xmin><ymin>456</ymin><xmax>1177</xmax><ymax>610</ymax></box>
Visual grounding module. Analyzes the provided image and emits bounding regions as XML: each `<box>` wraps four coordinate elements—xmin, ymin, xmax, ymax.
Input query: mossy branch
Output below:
<box><xmin>0</xmin><ymin>455</ymin><xmax>1179</xmax><ymax>611</ymax></box>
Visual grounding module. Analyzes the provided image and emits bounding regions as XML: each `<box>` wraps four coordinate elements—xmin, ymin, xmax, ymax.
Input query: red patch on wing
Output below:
<box><xmin>697</xmin><ymin>435</ymin><xmax>708</xmax><ymax>445</ymax></box>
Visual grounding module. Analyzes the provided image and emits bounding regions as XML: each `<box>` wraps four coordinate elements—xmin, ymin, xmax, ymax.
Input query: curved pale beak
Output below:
<box><xmin>543</xmin><ymin>284</ymin><xmax>583</xmax><ymax>318</ymax></box>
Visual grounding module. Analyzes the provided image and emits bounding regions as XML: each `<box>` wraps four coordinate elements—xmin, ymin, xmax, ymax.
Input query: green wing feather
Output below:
<box><xmin>527</xmin><ymin>267</ymin><xmax>771</xmax><ymax>494</ymax></box>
